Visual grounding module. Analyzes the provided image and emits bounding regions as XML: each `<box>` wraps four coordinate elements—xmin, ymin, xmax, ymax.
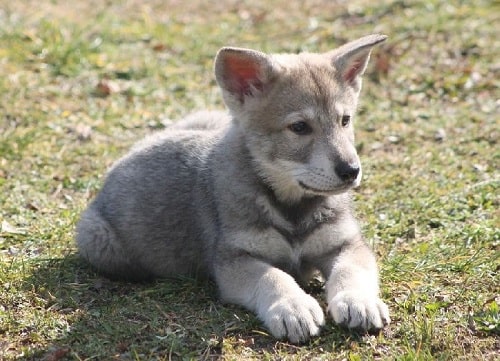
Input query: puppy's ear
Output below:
<box><xmin>215</xmin><ymin>47</ymin><xmax>276</xmax><ymax>105</ymax></box>
<box><xmin>330</xmin><ymin>34</ymin><xmax>387</xmax><ymax>87</ymax></box>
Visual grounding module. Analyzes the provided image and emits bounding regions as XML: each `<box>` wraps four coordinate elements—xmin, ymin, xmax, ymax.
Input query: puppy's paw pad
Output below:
<box><xmin>328</xmin><ymin>291</ymin><xmax>390</xmax><ymax>331</ymax></box>
<box><xmin>265</xmin><ymin>294</ymin><xmax>325</xmax><ymax>343</ymax></box>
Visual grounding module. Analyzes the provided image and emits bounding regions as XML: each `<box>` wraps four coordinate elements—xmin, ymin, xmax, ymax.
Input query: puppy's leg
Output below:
<box><xmin>215</xmin><ymin>256</ymin><xmax>325</xmax><ymax>343</ymax></box>
<box><xmin>322</xmin><ymin>235</ymin><xmax>390</xmax><ymax>331</ymax></box>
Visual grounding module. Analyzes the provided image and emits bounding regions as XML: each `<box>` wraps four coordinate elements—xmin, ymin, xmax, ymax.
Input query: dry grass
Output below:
<box><xmin>0</xmin><ymin>0</ymin><xmax>498</xmax><ymax>359</ymax></box>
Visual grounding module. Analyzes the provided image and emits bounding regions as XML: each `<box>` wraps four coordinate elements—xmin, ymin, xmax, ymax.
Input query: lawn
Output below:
<box><xmin>0</xmin><ymin>0</ymin><xmax>498</xmax><ymax>360</ymax></box>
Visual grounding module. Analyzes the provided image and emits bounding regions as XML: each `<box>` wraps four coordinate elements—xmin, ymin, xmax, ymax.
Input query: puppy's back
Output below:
<box><xmin>77</xmin><ymin>121</ymin><xmax>225</xmax><ymax>280</ymax></box>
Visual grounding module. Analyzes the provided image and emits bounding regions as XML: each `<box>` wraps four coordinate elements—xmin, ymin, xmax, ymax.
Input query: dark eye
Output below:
<box><xmin>288</xmin><ymin>121</ymin><xmax>312</xmax><ymax>135</ymax></box>
<box><xmin>341</xmin><ymin>115</ymin><xmax>351</xmax><ymax>127</ymax></box>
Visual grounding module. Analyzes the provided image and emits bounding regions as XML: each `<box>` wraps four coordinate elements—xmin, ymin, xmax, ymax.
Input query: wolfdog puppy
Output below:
<box><xmin>77</xmin><ymin>34</ymin><xmax>390</xmax><ymax>343</ymax></box>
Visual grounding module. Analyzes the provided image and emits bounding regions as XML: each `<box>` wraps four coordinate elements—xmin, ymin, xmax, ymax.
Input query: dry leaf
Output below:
<box><xmin>95</xmin><ymin>79</ymin><xmax>120</xmax><ymax>97</ymax></box>
<box><xmin>152</xmin><ymin>43</ymin><xmax>167</xmax><ymax>52</ymax></box>
<box><xmin>44</xmin><ymin>347</ymin><xmax>70</xmax><ymax>361</ymax></box>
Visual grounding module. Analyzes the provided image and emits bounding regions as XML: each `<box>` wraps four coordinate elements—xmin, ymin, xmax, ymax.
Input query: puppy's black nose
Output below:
<box><xmin>335</xmin><ymin>162</ymin><xmax>360</xmax><ymax>182</ymax></box>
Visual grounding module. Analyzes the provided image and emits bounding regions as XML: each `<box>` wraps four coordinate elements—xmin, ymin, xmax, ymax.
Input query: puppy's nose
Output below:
<box><xmin>335</xmin><ymin>162</ymin><xmax>360</xmax><ymax>183</ymax></box>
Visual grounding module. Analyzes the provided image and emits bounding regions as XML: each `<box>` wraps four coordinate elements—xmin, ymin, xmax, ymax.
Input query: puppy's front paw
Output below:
<box><xmin>264</xmin><ymin>294</ymin><xmax>325</xmax><ymax>344</ymax></box>
<box><xmin>328</xmin><ymin>291</ymin><xmax>390</xmax><ymax>331</ymax></box>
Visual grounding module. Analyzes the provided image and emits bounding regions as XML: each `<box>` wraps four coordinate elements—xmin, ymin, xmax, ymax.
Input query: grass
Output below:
<box><xmin>0</xmin><ymin>0</ymin><xmax>498</xmax><ymax>359</ymax></box>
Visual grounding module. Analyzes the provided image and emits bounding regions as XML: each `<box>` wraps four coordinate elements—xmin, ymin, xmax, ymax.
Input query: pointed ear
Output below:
<box><xmin>214</xmin><ymin>47</ymin><xmax>275</xmax><ymax>103</ymax></box>
<box><xmin>331</xmin><ymin>34</ymin><xmax>387</xmax><ymax>85</ymax></box>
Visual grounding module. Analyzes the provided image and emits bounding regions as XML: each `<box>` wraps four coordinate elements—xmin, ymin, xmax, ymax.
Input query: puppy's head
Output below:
<box><xmin>215</xmin><ymin>34</ymin><xmax>387</xmax><ymax>203</ymax></box>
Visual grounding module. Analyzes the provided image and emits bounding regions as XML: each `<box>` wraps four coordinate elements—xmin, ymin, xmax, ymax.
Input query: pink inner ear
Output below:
<box><xmin>343</xmin><ymin>58</ymin><xmax>363</xmax><ymax>84</ymax></box>
<box><xmin>225</xmin><ymin>55</ymin><xmax>262</xmax><ymax>95</ymax></box>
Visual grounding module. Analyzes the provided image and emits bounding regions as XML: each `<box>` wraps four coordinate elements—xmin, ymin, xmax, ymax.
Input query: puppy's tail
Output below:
<box><xmin>76</xmin><ymin>205</ymin><xmax>152</xmax><ymax>281</ymax></box>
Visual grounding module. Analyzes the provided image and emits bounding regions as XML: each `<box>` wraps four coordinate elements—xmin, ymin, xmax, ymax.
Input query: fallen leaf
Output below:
<box><xmin>152</xmin><ymin>43</ymin><xmax>167</xmax><ymax>52</ymax></box>
<box><xmin>26</xmin><ymin>202</ymin><xmax>40</xmax><ymax>211</ymax></box>
<box><xmin>95</xmin><ymin>79</ymin><xmax>120</xmax><ymax>97</ymax></box>
<box><xmin>375</xmin><ymin>51</ymin><xmax>391</xmax><ymax>75</ymax></box>
<box><xmin>44</xmin><ymin>347</ymin><xmax>70</xmax><ymax>361</ymax></box>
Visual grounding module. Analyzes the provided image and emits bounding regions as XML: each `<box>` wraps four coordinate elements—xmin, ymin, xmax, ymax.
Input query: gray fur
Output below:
<box><xmin>77</xmin><ymin>34</ymin><xmax>390</xmax><ymax>343</ymax></box>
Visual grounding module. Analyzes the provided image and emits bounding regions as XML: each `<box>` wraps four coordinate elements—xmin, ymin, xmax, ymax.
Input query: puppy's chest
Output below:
<box><xmin>256</xmin><ymin>194</ymin><xmax>339</xmax><ymax>245</ymax></box>
<box><xmin>278</xmin><ymin>206</ymin><xmax>337</xmax><ymax>245</ymax></box>
<box><xmin>252</xmin><ymin>196</ymin><xmax>344</xmax><ymax>277</ymax></box>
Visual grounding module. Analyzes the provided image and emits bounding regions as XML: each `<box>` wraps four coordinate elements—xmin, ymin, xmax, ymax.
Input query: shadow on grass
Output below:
<box><xmin>23</xmin><ymin>254</ymin><xmax>360</xmax><ymax>360</ymax></box>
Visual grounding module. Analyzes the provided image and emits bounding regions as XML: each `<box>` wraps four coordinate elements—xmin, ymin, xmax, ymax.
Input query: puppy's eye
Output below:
<box><xmin>288</xmin><ymin>121</ymin><xmax>312</xmax><ymax>135</ymax></box>
<box><xmin>341</xmin><ymin>115</ymin><xmax>351</xmax><ymax>127</ymax></box>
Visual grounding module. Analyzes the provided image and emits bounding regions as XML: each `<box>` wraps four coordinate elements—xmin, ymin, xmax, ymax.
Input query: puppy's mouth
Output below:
<box><xmin>298</xmin><ymin>181</ymin><xmax>355</xmax><ymax>195</ymax></box>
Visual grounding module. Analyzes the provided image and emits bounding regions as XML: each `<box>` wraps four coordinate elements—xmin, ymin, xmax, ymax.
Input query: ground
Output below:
<box><xmin>0</xmin><ymin>0</ymin><xmax>498</xmax><ymax>360</ymax></box>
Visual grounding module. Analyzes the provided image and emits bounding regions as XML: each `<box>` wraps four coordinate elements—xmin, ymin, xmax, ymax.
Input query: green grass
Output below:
<box><xmin>0</xmin><ymin>0</ymin><xmax>498</xmax><ymax>359</ymax></box>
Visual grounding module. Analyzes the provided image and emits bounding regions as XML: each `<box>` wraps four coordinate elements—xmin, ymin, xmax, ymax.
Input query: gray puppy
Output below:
<box><xmin>77</xmin><ymin>34</ymin><xmax>391</xmax><ymax>343</ymax></box>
